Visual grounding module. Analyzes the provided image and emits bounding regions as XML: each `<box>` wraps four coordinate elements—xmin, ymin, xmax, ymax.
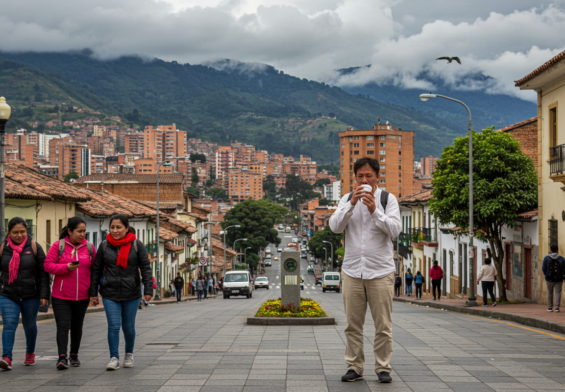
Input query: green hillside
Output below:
<box><xmin>0</xmin><ymin>51</ymin><xmax>463</xmax><ymax>162</ymax></box>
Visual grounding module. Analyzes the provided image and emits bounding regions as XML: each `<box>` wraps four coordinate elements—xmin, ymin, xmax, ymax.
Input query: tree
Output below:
<box><xmin>314</xmin><ymin>178</ymin><xmax>331</xmax><ymax>187</ymax></box>
<box><xmin>185</xmin><ymin>186</ymin><xmax>200</xmax><ymax>197</ymax></box>
<box><xmin>308</xmin><ymin>226</ymin><xmax>343</xmax><ymax>268</ymax></box>
<box><xmin>263</xmin><ymin>175</ymin><xmax>278</xmax><ymax>200</ymax></box>
<box><xmin>191</xmin><ymin>167</ymin><xmax>199</xmax><ymax>188</ymax></box>
<box><xmin>429</xmin><ymin>127</ymin><xmax>537</xmax><ymax>302</ymax></box>
<box><xmin>318</xmin><ymin>164</ymin><xmax>340</xmax><ymax>179</ymax></box>
<box><xmin>284</xmin><ymin>174</ymin><xmax>320</xmax><ymax>210</ymax></box>
<box><xmin>222</xmin><ymin>200</ymin><xmax>285</xmax><ymax>260</ymax></box>
<box><xmin>64</xmin><ymin>171</ymin><xmax>79</xmax><ymax>183</ymax></box>
<box><xmin>207</xmin><ymin>187</ymin><xmax>228</xmax><ymax>200</ymax></box>
<box><xmin>34</xmin><ymin>93</ymin><xmax>44</xmax><ymax>102</ymax></box>
<box><xmin>189</xmin><ymin>153</ymin><xmax>207</xmax><ymax>163</ymax></box>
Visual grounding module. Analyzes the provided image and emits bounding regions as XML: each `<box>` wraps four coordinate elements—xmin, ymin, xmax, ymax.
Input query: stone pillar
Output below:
<box><xmin>281</xmin><ymin>249</ymin><xmax>301</xmax><ymax>310</ymax></box>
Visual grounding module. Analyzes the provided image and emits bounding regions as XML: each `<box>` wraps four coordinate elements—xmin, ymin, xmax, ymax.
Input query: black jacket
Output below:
<box><xmin>174</xmin><ymin>276</ymin><xmax>184</xmax><ymax>289</ymax></box>
<box><xmin>89</xmin><ymin>239</ymin><xmax>153</xmax><ymax>301</ymax></box>
<box><xmin>0</xmin><ymin>236</ymin><xmax>50</xmax><ymax>301</ymax></box>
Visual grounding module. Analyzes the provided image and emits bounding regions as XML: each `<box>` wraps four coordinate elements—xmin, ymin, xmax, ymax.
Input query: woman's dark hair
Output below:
<box><xmin>353</xmin><ymin>157</ymin><xmax>380</xmax><ymax>176</ymax></box>
<box><xmin>434</xmin><ymin>260</ymin><xmax>438</xmax><ymax>266</ymax></box>
<box><xmin>109</xmin><ymin>214</ymin><xmax>135</xmax><ymax>234</ymax></box>
<box><xmin>8</xmin><ymin>217</ymin><xmax>28</xmax><ymax>233</ymax></box>
<box><xmin>485</xmin><ymin>258</ymin><xmax>492</xmax><ymax>265</ymax></box>
<box><xmin>407</xmin><ymin>268</ymin><xmax>411</xmax><ymax>273</ymax></box>
<box><xmin>416</xmin><ymin>271</ymin><xmax>421</xmax><ymax>275</ymax></box>
<box><xmin>59</xmin><ymin>216</ymin><xmax>86</xmax><ymax>240</ymax></box>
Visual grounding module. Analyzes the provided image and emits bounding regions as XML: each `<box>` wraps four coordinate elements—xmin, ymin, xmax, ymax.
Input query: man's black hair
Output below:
<box><xmin>551</xmin><ymin>244</ymin><xmax>559</xmax><ymax>253</ymax></box>
<box><xmin>353</xmin><ymin>157</ymin><xmax>380</xmax><ymax>176</ymax></box>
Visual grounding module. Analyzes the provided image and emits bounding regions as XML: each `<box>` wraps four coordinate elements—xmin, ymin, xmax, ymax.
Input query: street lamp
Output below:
<box><xmin>156</xmin><ymin>156</ymin><xmax>186</xmax><ymax>300</ymax></box>
<box><xmin>0</xmin><ymin>97</ymin><xmax>11</xmax><ymax>240</ymax></box>
<box><xmin>203</xmin><ymin>222</ymin><xmax>216</xmax><ymax>277</ymax></box>
<box><xmin>323</xmin><ymin>247</ymin><xmax>327</xmax><ymax>272</ymax></box>
<box><xmin>244</xmin><ymin>247</ymin><xmax>251</xmax><ymax>265</ymax></box>
<box><xmin>233</xmin><ymin>238</ymin><xmax>248</xmax><ymax>269</ymax></box>
<box><xmin>323</xmin><ymin>240</ymin><xmax>333</xmax><ymax>272</ymax></box>
<box><xmin>222</xmin><ymin>225</ymin><xmax>241</xmax><ymax>276</ymax></box>
<box><xmin>420</xmin><ymin>93</ymin><xmax>477</xmax><ymax>306</ymax></box>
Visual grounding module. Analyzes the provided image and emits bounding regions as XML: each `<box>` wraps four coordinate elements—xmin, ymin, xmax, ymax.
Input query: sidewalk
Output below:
<box><xmin>0</xmin><ymin>292</ymin><xmax>218</xmax><ymax>325</ymax></box>
<box><xmin>394</xmin><ymin>293</ymin><xmax>565</xmax><ymax>335</ymax></box>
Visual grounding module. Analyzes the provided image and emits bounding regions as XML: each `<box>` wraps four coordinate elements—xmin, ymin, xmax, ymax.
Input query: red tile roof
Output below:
<box><xmin>515</xmin><ymin>50</ymin><xmax>565</xmax><ymax>86</ymax></box>
<box><xmin>165</xmin><ymin>242</ymin><xmax>184</xmax><ymax>253</ymax></box>
<box><xmin>496</xmin><ymin>117</ymin><xmax>537</xmax><ymax>133</ymax></box>
<box><xmin>77</xmin><ymin>190</ymin><xmax>157</xmax><ymax>218</ymax></box>
<box><xmin>518</xmin><ymin>210</ymin><xmax>538</xmax><ymax>219</ymax></box>
<box><xmin>74</xmin><ymin>173</ymin><xmax>184</xmax><ymax>184</ymax></box>
<box><xmin>398</xmin><ymin>189</ymin><xmax>433</xmax><ymax>204</ymax></box>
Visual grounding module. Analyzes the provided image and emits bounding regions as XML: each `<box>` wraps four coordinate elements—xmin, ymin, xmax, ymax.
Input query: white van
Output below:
<box><xmin>322</xmin><ymin>272</ymin><xmax>341</xmax><ymax>293</ymax></box>
<box><xmin>223</xmin><ymin>271</ymin><xmax>253</xmax><ymax>299</ymax></box>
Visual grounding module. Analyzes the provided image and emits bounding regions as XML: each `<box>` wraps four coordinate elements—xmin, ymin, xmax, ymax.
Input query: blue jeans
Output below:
<box><xmin>204</xmin><ymin>287</ymin><xmax>208</xmax><ymax>299</ymax></box>
<box><xmin>0</xmin><ymin>296</ymin><xmax>40</xmax><ymax>360</ymax></box>
<box><xmin>406</xmin><ymin>284</ymin><xmax>413</xmax><ymax>295</ymax></box>
<box><xmin>197</xmin><ymin>290</ymin><xmax>203</xmax><ymax>301</ymax></box>
<box><xmin>176</xmin><ymin>289</ymin><xmax>182</xmax><ymax>302</ymax></box>
<box><xmin>102</xmin><ymin>298</ymin><xmax>140</xmax><ymax>359</ymax></box>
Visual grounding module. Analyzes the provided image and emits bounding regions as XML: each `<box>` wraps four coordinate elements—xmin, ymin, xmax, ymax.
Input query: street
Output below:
<box><xmin>3</xmin><ymin>232</ymin><xmax>565</xmax><ymax>391</ymax></box>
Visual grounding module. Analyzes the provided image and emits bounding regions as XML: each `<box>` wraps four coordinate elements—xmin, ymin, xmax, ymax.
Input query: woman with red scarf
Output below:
<box><xmin>0</xmin><ymin>217</ymin><xmax>50</xmax><ymax>370</ymax></box>
<box><xmin>89</xmin><ymin>214</ymin><xmax>153</xmax><ymax>371</ymax></box>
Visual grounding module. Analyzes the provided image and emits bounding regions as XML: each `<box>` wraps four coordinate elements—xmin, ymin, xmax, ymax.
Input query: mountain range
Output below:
<box><xmin>0</xmin><ymin>50</ymin><xmax>536</xmax><ymax>163</ymax></box>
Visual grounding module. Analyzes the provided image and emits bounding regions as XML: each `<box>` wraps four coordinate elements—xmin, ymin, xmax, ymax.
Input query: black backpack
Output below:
<box><xmin>347</xmin><ymin>190</ymin><xmax>389</xmax><ymax>212</ymax></box>
<box><xmin>547</xmin><ymin>257</ymin><xmax>564</xmax><ymax>281</ymax></box>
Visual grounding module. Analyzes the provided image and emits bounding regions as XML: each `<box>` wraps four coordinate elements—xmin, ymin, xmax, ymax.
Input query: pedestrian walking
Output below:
<box><xmin>190</xmin><ymin>277</ymin><xmax>195</xmax><ymax>296</ymax></box>
<box><xmin>329</xmin><ymin>157</ymin><xmax>401</xmax><ymax>383</ymax></box>
<box><xmin>44</xmin><ymin>217</ymin><xmax>95</xmax><ymax>370</ymax></box>
<box><xmin>477</xmin><ymin>257</ymin><xmax>498</xmax><ymax>307</ymax></box>
<box><xmin>214</xmin><ymin>281</ymin><xmax>219</xmax><ymax>295</ymax></box>
<box><xmin>405</xmin><ymin>269</ymin><xmax>413</xmax><ymax>297</ymax></box>
<box><xmin>542</xmin><ymin>244</ymin><xmax>565</xmax><ymax>312</ymax></box>
<box><xmin>414</xmin><ymin>271</ymin><xmax>424</xmax><ymax>299</ymax></box>
<box><xmin>0</xmin><ymin>218</ymin><xmax>50</xmax><ymax>370</ymax></box>
<box><xmin>203</xmin><ymin>275</ymin><xmax>208</xmax><ymax>299</ymax></box>
<box><xmin>89</xmin><ymin>214</ymin><xmax>153</xmax><ymax>371</ymax></box>
<box><xmin>394</xmin><ymin>273</ymin><xmax>402</xmax><ymax>297</ymax></box>
<box><xmin>174</xmin><ymin>272</ymin><xmax>184</xmax><ymax>303</ymax></box>
<box><xmin>430</xmin><ymin>261</ymin><xmax>444</xmax><ymax>300</ymax></box>
<box><xmin>208</xmin><ymin>276</ymin><xmax>214</xmax><ymax>296</ymax></box>
<box><xmin>196</xmin><ymin>276</ymin><xmax>205</xmax><ymax>301</ymax></box>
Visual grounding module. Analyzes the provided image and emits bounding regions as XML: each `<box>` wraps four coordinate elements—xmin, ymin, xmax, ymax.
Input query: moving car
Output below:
<box><xmin>273</xmin><ymin>256</ymin><xmax>279</xmax><ymax>261</ymax></box>
<box><xmin>266</xmin><ymin>254</ymin><xmax>272</xmax><ymax>259</ymax></box>
<box><xmin>322</xmin><ymin>272</ymin><xmax>341</xmax><ymax>293</ymax></box>
<box><xmin>265</xmin><ymin>260</ymin><xmax>272</xmax><ymax>267</ymax></box>
<box><xmin>285</xmin><ymin>227</ymin><xmax>291</xmax><ymax>233</ymax></box>
<box><xmin>254</xmin><ymin>276</ymin><xmax>269</xmax><ymax>289</ymax></box>
<box><xmin>307</xmin><ymin>265</ymin><xmax>313</xmax><ymax>274</ymax></box>
<box><xmin>292</xmin><ymin>237</ymin><xmax>299</xmax><ymax>243</ymax></box>
<box><xmin>301</xmin><ymin>253</ymin><xmax>307</xmax><ymax>259</ymax></box>
<box><xmin>223</xmin><ymin>271</ymin><xmax>254</xmax><ymax>299</ymax></box>
<box><xmin>265</xmin><ymin>247</ymin><xmax>271</xmax><ymax>254</ymax></box>
<box><xmin>277</xmin><ymin>248</ymin><xmax>282</xmax><ymax>252</ymax></box>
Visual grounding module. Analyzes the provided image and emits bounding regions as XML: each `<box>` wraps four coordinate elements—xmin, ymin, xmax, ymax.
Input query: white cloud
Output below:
<box><xmin>0</xmin><ymin>0</ymin><xmax>563</xmax><ymax>101</ymax></box>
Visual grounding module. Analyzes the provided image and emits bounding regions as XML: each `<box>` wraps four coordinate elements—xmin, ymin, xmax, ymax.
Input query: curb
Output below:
<box><xmin>393</xmin><ymin>297</ymin><xmax>565</xmax><ymax>335</ymax></box>
<box><xmin>246</xmin><ymin>303</ymin><xmax>336</xmax><ymax>326</ymax></box>
<box><xmin>0</xmin><ymin>295</ymin><xmax>217</xmax><ymax>326</ymax></box>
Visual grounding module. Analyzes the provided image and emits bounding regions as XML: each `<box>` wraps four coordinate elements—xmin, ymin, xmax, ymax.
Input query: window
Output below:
<box><xmin>85</xmin><ymin>232</ymin><xmax>90</xmax><ymax>242</ymax></box>
<box><xmin>399</xmin><ymin>144</ymin><xmax>402</xmax><ymax>148</ymax></box>
<box><xmin>399</xmin><ymin>151</ymin><xmax>402</xmax><ymax>155</ymax></box>
<box><xmin>93</xmin><ymin>232</ymin><xmax>98</xmax><ymax>247</ymax></box>
<box><xmin>367</xmin><ymin>136</ymin><xmax>374</xmax><ymax>140</ymax></box>
<box><xmin>46</xmin><ymin>220</ymin><xmax>51</xmax><ymax>249</ymax></box>
<box><xmin>354</xmin><ymin>136</ymin><xmax>359</xmax><ymax>140</ymax></box>
<box><xmin>380</xmin><ymin>143</ymin><xmax>385</xmax><ymax>147</ymax></box>
<box><xmin>59</xmin><ymin>220</ymin><xmax>63</xmax><ymax>235</ymax></box>
<box><xmin>380</xmin><ymin>158</ymin><xmax>385</xmax><ymax>162</ymax></box>
<box><xmin>367</xmin><ymin>143</ymin><xmax>374</xmax><ymax>147</ymax></box>
<box><xmin>354</xmin><ymin>150</ymin><xmax>359</xmax><ymax>155</ymax></box>
<box><xmin>367</xmin><ymin>150</ymin><xmax>374</xmax><ymax>155</ymax></box>
<box><xmin>354</xmin><ymin>158</ymin><xmax>358</xmax><ymax>162</ymax></box>
<box><xmin>399</xmin><ymin>136</ymin><xmax>402</xmax><ymax>141</ymax></box>
<box><xmin>399</xmin><ymin>165</ymin><xmax>401</xmax><ymax>169</ymax></box>
<box><xmin>399</xmin><ymin>180</ymin><xmax>402</xmax><ymax>184</ymax></box>
<box><xmin>380</xmin><ymin>172</ymin><xmax>385</xmax><ymax>177</ymax></box>
<box><xmin>380</xmin><ymin>150</ymin><xmax>386</xmax><ymax>155</ymax></box>
<box><xmin>341</xmin><ymin>144</ymin><xmax>345</xmax><ymax>149</ymax></box>
<box><xmin>349</xmin><ymin>137</ymin><xmax>352</xmax><ymax>141</ymax></box>
<box><xmin>380</xmin><ymin>179</ymin><xmax>386</xmax><ymax>184</ymax></box>
<box><xmin>549</xmin><ymin>218</ymin><xmax>558</xmax><ymax>247</ymax></box>
<box><xmin>350</xmin><ymin>165</ymin><xmax>352</xmax><ymax>170</ymax></box>
<box><xmin>354</xmin><ymin>143</ymin><xmax>359</xmax><ymax>147</ymax></box>
<box><xmin>550</xmin><ymin>106</ymin><xmax>558</xmax><ymax>148</ymax></box>
<box><xmin>399</xmin><ymin>159</ymin><xmax>402</xmax><ymax>163</ymax></box>
<box><xmin>381</xmin><ymin>165</ymin><xmax>385</xmax><ymax>169</ymax></box>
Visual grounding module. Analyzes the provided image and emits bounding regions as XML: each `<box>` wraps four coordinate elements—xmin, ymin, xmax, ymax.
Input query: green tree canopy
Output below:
<box><xmin>207</xmin><ymin>187</ymin><xmax>228</xmax><ymax>200</ymax></box>
<box><xmin>263</xmin><ymin>174</ymin><xmax>278</xmax><ymax>200</ymax></box>
<box><xmin>189</xmin><ymin>153</ymin><xmax>207</xmax><ymax>163</ymax></box>
<box><xmin>64</xmin><ymin>171</ymin><xmax>79</xmax><ymax>182</ymax></box>
<box><xmin>191</xmin><ymin>167</ymin><xmax>199</xmax><ymax>188</ymax></box>
<box><xmin>307</xmin><ymin>226</ymin><xmax>343</xmax><ymax>268</ymax></box>
<box><xmin>185</xmin><ymin>186</ymin><xmax>200</xmax><ymax>197</ymax></box>
<box><xmin>429</xmin><ymin>127</ymin><xmax>537</xmax><ymax>301</ymax></box>
<box><xmin>314</xmin><ymin>178</ymin><xmax>331</xmax><ymax>187</ymax></box>
<box><xmin>284</xmin><ymin>174</ymin><xmax>321</xmax><ymax>210</ymax></box>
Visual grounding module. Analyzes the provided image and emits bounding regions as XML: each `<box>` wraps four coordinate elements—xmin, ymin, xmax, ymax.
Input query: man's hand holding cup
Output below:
<box><xmin>351</xmin><ymin>184</ymin><xmax>376</xmax><ymax>213</ymax></box>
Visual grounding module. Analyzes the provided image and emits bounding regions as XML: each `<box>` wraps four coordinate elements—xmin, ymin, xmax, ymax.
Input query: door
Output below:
<box><xmin>423</xmin><ymin>256</ymin><xmax>428</xmax><ymax>293</ymax></box>
<box><xmin>463</xmin><ymin>243</ymin><xmax>468</xmax><ymax>294</ymax></box>
<box><xmin>525</xmin><ymin>248</ymin><xmax>532</xmax><ymax>299</ymax></box>
<box><xmin>505</xmin><ymin>244</ymin><xmax>512</xmax><ymax>290</ymax></box>
<box><xmin>443</xmin><ymin>249</ymin><xmax>447</xmax><ymax>294</ymax></box>
<box><xmin>473</xmin><ymin>246</ymin><xmax>477</xmax><ymax>294</ymax></box>
<box><xmin>458</xmin><ymin>243</ymin><xmax>463</xmax><ymax>294</ymax></box>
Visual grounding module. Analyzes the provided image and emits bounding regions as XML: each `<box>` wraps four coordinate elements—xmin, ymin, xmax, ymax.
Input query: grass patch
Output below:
<box><xmin>256</xmin><ymin>297</ymin><xmax>327</xmax><ymax>318</ymax></box>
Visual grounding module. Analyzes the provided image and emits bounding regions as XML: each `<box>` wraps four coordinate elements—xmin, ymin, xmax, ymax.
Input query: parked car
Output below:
<box><xmin>307</xmin><ymin>265</ymin><xmax>313</xmax><ymax>274</ymax></box>
<box><xmin>310</xmin><ymin>256</ymin><xmax>316</xmax><ymax>263</ymax></box>
<box><xmin>254</xmin><ymin>276</ymin><xmax>269</xmax><ymax>289</ymax></box>
<box><xmin>301</xmin><ymin>253</ymin><xmax>307</xmax><ymax>259</ymax></box>
<box><xmin>265</xmin><ymin>247</ymin><xmax>271</xmax><ymax>254</ymax></box>
<box><xmin>265</xmin><ymin>260</ymin><xmax>272</xmax><ymax>267</ymax></box>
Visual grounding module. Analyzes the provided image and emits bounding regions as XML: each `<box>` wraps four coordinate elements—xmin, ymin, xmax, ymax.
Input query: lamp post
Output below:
<box><xmin>323</xmin><ymin>240</ymin><xmax>333</xmax><ymax>272</ymax></box>
<box><xmin>244</xmin><ymin>247</ymin><xmax>251</xmax><ymax>265</ymax></box>
<box><xmin>156</xmin><ymin>156</ymin><xmax>186</xmax><ymax>300</ymax></box>
<box><xmin>233</xmin><ymin>238</ymin><xmax>247</xmax><ymax>268</ymax></box>
<box><xmin>323</xmin><ymin>247</ymin><xmax>327</xmax><ymax>272</ymax></box>
<box><xmin>419</xmin><ymin>93</ymin><xmax>477</xmax><ymax>306</ymax></box>
<box><xmin>203</xmin><ymin>222</ymin><xmax>215</xmax><ymax>278</ymax></box>
<box><xmin>222</xmin><ymin>225</ymin><xmax>241</xmax><ymax>276</ymax></box>
<box><xmin>0</xmin><ymin>97</ymin><xmax>11</xmax><ymax>240</ymax></box>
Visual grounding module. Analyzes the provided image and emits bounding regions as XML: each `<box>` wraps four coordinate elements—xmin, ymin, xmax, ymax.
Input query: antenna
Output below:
<box><xmin>378</xmin><ymin>119</ymin><xmax>380</xmax><ymax>125</ymax></box>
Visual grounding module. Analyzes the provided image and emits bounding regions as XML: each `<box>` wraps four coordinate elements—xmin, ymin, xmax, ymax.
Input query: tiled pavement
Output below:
<box><xmin>4</xmin><ymin>249</ymin><xmax>565</xmax><ymax>391</ymax></box>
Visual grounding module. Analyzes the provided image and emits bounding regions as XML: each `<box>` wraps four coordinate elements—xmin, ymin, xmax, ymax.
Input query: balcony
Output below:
<box><xmin>401</xmin><ymin>228</ymin><xmax>438</xmax><ymax>247</ymax></box>
<box><xmin>550</xmin><ymin>144</ymin><xmax>565</xmax><ymax>182</ymax></box>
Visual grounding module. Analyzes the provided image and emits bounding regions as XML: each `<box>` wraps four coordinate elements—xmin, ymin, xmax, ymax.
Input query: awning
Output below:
<box><xmin>187</xmin><ymin>238</ymin><xmax>197</xmax><ymax>247</ymax></box>
<box><xmin>165</xmin><ymin>242</ymin><xmax>184</xmax><ymax>254</ymax></box>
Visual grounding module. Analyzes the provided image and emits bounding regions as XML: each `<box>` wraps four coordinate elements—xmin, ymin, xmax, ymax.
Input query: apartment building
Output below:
<box><xmin>420</xmin><ymin>156</ymin><xmax>438</xmax><ymax>176</ymax></box>
<box><xmin>227</xmin><ymin>167</ymin><xmax>263</xmax><ymax>202</ymax></box>
<box><xmin>323</xmin><ymin>181</ymin><xmax>341</xmax><ymax>202</ymax></box>
<box><xmin>143</xmin><ymin>126</ymin><xmax>163</xmax><ymax>162</ymax></box>
<box><xmin>338</xmin><ymin>124</ymin><xmax>415</xmax><ymax>198</ymax></box>
<box><xmin>134</xmin><ymin>158</ymin><xmax>174</xmax><ymax>174</ymax></box>
<box><xmin>56</xmin><ymin>144</ymin><xmax>91</xmax><ymax>180</ymax></box>
<box><xmin>125</xmin><ymin>132</ymin><xmax>144</xmax><ymax>155</ymax></box>
<box><xmin>215</xmin><ymin>146</ymin><xmax>235</xmax><ymax>184</ymax></box>
<box><xmin>159</xmin><ymin>124</ymin><xmax>187</xmax><ymax>169</ymax></box>
<box><xmin>282</xmin><ymin>155</ymin><xmax>317</xmax><ymax>185</ymax></box>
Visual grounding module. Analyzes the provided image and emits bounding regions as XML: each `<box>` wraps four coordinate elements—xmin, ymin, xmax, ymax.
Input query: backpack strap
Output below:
<box><xmin>58</xmin><ymin>240</ymin><xmax>65</xmax><ymax>260</ymax></box>
<box><xmin>31</xmin><ymin>240</ymin><xmax>37</xmax><ymax>256</ymax></box>
<box><xmin>346</xmin><ymin>190</ymin><xmax>389</xmax><ymax>212</ymax></box>
<box><xmin>86</xmin><ymin>242</ymin><xmax>94</xmax><ymax>261</ymax></box>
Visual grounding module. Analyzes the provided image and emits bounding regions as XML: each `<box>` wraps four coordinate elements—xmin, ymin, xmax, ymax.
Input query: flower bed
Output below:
<box><xmin>256</xmin><ymin>297</ymin><xmax>327</xmax><ymax>318</ymax></box>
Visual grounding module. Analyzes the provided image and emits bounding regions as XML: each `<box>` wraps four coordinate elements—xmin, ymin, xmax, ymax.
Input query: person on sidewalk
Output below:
<box><xmin>542</xmin><ymin>244</ymin><xmax>565</xmax><ymax>312</ymax></box>
<box><xmin>174</xmin><ymin>272</ymin><xmax>184</xmax><ymax>303</ymax></box>
<box><xmin>190</xmin><ymin>278</ymin><xmax>195</xmax><ymax>296</ymax></box>
<box><xmin>196</xmin><ymin>276</ymin><xmax>205</xmax><ymax>301</ymax></box>
<box><xmin>329</xmin><ymin>157</ymin><xmax>401</xmax><ymax>384</ymax></box>
<box><xmin>405</xmin><ymin>269</ymin><xmax>413</xmax><ymax>297</ymax></box>
<box><xmin>208</xmin><ymin>276</ymin><xmax>214</xmax><ymax>296</ymax></box>
<box><xmin>394</xmin><ymin>273</ymin><xmax>402</xmax><ymax>297</ymax></box>
<box><xmin>414</xmin><ymin>271</ymin><xmax>424</xmax><ymax>299</ymax></box>
<box><xmin>430</xmin><ymin>261</ymin><xmax>444</xmax><ymax>300</ymax></box>
<box><xmin>0</xmin><ymin>218</ymin><xmax>50</xmax><ymax>371</ymax></box>
<box><xmin>90</xmin><ymin>214</ymin><xmax>153</xmax><ymax>371</ymax></box>
<box><xmin>44</xmin><ymin>217</ymin><xmax>95</xmax><ymax>370</ymax></box>
<box><xmin>477</xmin><ymin>257</ymin><xmax>497</xmax><ymax>307</ymax></box>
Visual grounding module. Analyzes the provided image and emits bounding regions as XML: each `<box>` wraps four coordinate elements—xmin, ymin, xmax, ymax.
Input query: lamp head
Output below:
<box><xmin>235</xmin><ymin>225</ymin><xmax>241</xmax><ymax>228</ymax></box>
<box><xmin>419</xmin><ymin>93</ymin><xmax>437</xmax><ymax>102</ymax></box>
<box><xmin>0</xmin><ymin>97</ymin><xmax>11</xmax><ymax>121</ymax></box>
<box><xmin>242</xmin><ymin>238</ymin><xmax>248</xmax><ymax>241</ymax></box>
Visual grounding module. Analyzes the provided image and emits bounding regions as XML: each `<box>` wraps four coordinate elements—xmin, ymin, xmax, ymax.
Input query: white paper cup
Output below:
<box><xmin>360</xmin><ymin>184</ymin><xmax>373</xmax><ymax>193</ymax></box>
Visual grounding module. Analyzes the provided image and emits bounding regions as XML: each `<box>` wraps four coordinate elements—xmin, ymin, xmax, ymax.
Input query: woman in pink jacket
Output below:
<box><xmin>44</xmin><ymin>217</ymin><xmax>96</xmax><ymax>370</ymax></box>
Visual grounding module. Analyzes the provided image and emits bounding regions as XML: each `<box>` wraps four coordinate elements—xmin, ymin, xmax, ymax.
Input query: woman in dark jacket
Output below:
<box><xmin>0</xmin><ymin>217</ymin><xmax>50</xmax><ymax>370</ymax></box>
<box><xmin>90</xmin><ymin>214</ymin><xmax>153</xmax><ymax>371</ymax></box>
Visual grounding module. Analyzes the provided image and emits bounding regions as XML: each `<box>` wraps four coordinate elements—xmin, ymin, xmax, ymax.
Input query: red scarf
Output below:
<box><xmin>106</xmin><ymin>232</ymin><xmax>136</xmax><ymax>269</ymax></box>
<box><xmin>7</xmin><ymin>236</ymin><xmax>26</xmax><ymax>284</ymax></box>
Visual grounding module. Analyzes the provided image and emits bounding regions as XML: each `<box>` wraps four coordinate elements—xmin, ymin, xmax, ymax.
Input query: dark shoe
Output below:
<box><xmin>341</xmin><ymin>369</ymin><xmax>363</xmax><ymax>382</ymax></box>
<box><xmin>70</xmin><ymin>354</ymin><xmax>80</xmax><ymax>367</ymax></box>
<box><xmin>548</xmin><ymin>307</ymin><xmax>553</xmax><ymax>312</ymax></box>
<box><xmin>555</xmin><ymin>307</ymin><xmax>559</xmax><ymax>312</ymax></box>
<box><xmin>378</xmin><ymin>371</ymin><xmax>392</xmax><ymax>383</ymax></box>
<box><xmin>56</xmin><ymin>356</ymin><xmax>69</xmax><ymax>370</ymax></box>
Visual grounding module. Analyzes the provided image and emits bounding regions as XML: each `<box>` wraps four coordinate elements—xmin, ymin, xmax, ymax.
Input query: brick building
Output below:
<box><xmin>227</xmin><ymin>167</ymin><xmax>263</xmax><ymax>202</ymax></box>
<box><xmin>420</xmin><ymin>156</ymin><xmax>438</xmax><ymax>176</ymax></box>
<box><xmin>215</xmin><ymin>146</ymin><xmax>235</xmax><ymax>184</ymax></box>
<box><xmin>496</xmin><ymin>117</ymin><xmax>538</xmax><ymax>168</ymax></box>
<box><xmin>338</xmin><ymin>124</ymin><xmax>415</xmax><ymax>198</ymax></box>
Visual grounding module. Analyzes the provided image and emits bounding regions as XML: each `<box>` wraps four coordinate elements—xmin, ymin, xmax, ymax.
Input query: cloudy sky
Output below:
<box><xmin>2</xmin><ymin>0</ymin><xmax>564</xmax><ymax>101</ymax></box>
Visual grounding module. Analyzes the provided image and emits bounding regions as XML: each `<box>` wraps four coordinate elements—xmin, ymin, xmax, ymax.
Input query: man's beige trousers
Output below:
<box><xmin>342</xmin><ymin>271</ymin><xmax>394</xmax><ymax>375</ymax></box>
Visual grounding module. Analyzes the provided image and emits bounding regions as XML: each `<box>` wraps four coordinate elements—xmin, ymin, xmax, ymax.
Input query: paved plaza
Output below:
<box><xmin>3</xmin><ymin>248</ymin><xmax>565</xmax><ymax>392</ymax></box>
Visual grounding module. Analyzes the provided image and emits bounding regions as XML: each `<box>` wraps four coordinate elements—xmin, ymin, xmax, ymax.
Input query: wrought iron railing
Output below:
<box><xmin>550</xmin><ymin>144</ymin><xmax>565</xmax><ymax>176</ymax></box>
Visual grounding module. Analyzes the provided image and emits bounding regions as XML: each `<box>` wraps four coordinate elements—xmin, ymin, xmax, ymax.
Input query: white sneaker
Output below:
<box><xmin>106</xmin><ymin>357</ymin><xmax>120</xmax><ymax>370</ymax></box>
<box><xmin>123</xmin><ymin>353</ymin><xmax>134</xmax><ymax>368</ymax></box>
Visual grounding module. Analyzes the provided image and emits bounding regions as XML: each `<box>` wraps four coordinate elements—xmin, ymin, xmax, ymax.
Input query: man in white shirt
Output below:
<box><xmin>329</xmin><ymin>157</ymin><xmax>401</xmax><ymax>383</ymax></box>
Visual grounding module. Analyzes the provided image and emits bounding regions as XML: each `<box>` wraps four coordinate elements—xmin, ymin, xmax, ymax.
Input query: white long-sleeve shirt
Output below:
<box><xmin>329</xmin><ymin>187</ymin><xmax>401</xmax><ymax>280</ymax></box>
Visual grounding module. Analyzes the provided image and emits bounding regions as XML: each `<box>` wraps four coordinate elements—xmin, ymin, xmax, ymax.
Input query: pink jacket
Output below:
<box><xmin>44</xmin><ymin>238</ymin><xmax>96</xmax><ymax>301</ymax></box>
<box><xmin>430</xmin><ymin>265</ymin><xmax>444</xmax><ymax>280</ymax></box>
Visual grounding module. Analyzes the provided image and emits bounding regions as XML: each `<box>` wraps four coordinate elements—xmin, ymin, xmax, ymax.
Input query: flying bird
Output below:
<box><xmin>436</xmin><ymin>56</ymin><xmax>461</xmax><ymax>64</ymax></box>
